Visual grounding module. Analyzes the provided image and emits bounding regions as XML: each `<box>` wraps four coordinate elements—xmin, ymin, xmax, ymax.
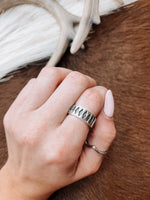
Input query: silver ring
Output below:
<box><xmin>85</xmin><ymin>140</ymin><xmax>108</xmax><ymax>155</ymax></box>
<box><xmin>68</xmin><ymin>105</ymin><xmax>96</xmax><ymax>128</ymax></box>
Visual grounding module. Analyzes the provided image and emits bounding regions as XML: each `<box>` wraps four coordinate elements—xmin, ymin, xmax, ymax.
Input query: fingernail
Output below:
<box><xmin>104</xmin><ymin>90</ymin><xmax>114</xmax><ymax>118</ymax></box>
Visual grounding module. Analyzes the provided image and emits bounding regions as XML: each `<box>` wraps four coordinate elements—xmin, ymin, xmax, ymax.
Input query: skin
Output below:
<box><xmin>0</xmin><ymin>66</ymin><xmax>116</xmax><ymax>200</ymax></box>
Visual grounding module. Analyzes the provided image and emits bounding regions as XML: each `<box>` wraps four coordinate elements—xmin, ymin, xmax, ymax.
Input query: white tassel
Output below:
<box><xmin>0</xmin><ymin>0</ymin><xmax>137</xmax><ymax>81</ymax></box>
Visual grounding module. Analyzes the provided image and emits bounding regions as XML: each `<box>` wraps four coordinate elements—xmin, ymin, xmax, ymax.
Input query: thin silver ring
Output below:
<box><xmin>68</xmin><ymin>105</ymin><xmax>96</xmax><ymax>128</ymax></box>
<box><xmin>85</xmin><ymin>140</ymin><xmax>108</xmax><ymax>155</ymax></box>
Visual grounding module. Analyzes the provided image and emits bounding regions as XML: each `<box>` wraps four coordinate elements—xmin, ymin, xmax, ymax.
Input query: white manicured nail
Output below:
<box><xmin>104</xmin><ymin>90</ymin><xmax>114</xmax><ymax>118</ymax></box>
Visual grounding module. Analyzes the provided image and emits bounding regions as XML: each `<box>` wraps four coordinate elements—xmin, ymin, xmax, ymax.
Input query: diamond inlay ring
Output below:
<box><xmin>68</xmin><ymin>105</ymin><xmax>96</xmax><ymax>128</ymax></box>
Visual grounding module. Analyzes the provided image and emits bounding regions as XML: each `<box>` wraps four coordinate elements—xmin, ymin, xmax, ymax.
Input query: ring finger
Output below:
<box><xmin>60</xmin><ymin>86</ymin><xmax>107</xmax><ymax>154</ymax></box>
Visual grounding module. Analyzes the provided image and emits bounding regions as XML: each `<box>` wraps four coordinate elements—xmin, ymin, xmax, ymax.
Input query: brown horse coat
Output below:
<box><xmin>0</xmin><ymin>0</ymin><xmax>150</xmax><ymax>199</ymax></box>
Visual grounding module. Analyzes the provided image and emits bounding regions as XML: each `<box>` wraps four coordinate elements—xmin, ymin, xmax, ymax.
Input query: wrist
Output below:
<box><xmin>0</xmin><ymin>162</ymin><xmax>50</xmax><ymax>200</ymax></box>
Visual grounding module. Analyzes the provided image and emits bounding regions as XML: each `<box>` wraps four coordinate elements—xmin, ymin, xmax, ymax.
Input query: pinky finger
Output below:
<box><xmin>74</xmin><ymin>90</ymin><xmax>116</xmax><ymax>180</ymax></box>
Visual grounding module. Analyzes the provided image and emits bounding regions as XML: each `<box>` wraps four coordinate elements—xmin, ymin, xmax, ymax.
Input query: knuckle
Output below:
<box><xmin>26</xmin><ymin>78</ymin><xmax>36</xmax><ymax>89</ymax></box>
<box><xmin>48</xmin><ymin>66</ymin><xmax>58</xmax><ymax>75</ymax></box>
<box><xmin>49</xmin><ymin>68</ymin><xmax>63</xmax><ymax>82</ymax></box>
<box><xmin>28</xmin><ymin>78</ymin><xmax>36</xmax><ymax>85</ymax></box>
<box><xmin>3</xmin><ymin>112</ymin><xmax>8</xmax><ymax>125</ymax></box>
<box><xmin>40</xmin><ymin>66</ymin><xmax>49</xmax><ymax>74</ymax></box>
<box><xmin>83</xmin><ymin>86</ymin><xmax>108</xmax><ymax>105</ymax></box>
<box><xmin>3</xmin><ymin>110</ymin><xmax>13</xmax><ymax>132</ymax></box>
<box><xmin>47</xmin><ymin>141</ymin><xmax>76</xmax><ymax>166</ymax></box>
<box><xmin>48</xmin><ymin>147</ymin><xmax>66</xmax><ymax>164</ymax></box>
<box><xmin>40</xmin><ymin>67</ymin><xmax>50</xmax><ymax>77</ymax></box>
<box><xmin>41</xmin><ymin>66</ymin><xmax>53</xmax><ymax>73</ymax></box>
<box><xmin>96</xmin><ymin>86</ymin><xmax>108</xmax><ymax>96</ymax></box>
<box><xmin>86</xmin><ymin>75</ymin><xmax>97</xmax><ymax>86</ymax></box>
<box><xmin>3</xmin><ymin>112</ymin><xmax>10</xmax><ymax>128</ymax></box>
<box><xmin>52</xmin><ymin>70</ymin><xmax>61</xmax><ymax>80</ymax></box>
<box><xmin>68</xmin><ymin>71</ymin><xmax>88</xmax><ymax>85</ymax></box>
<box><xmin>84</xmin><ymin>88</ymin><xmax>101</xmax><ymax>103</ymax></box>
<box><xmin>111</xmin><ymin>126</ymin><xmax>117</xmax><ymax>140</ymax></box>
<box><xmin>41</xmin><ymin>67</ymin><xmax>59</xmax><ymax>78</ymax></box>
<box><xmin>104</xmin><ymin>127</ymin><xmax>116</xmax><ymax>143</ymax></box>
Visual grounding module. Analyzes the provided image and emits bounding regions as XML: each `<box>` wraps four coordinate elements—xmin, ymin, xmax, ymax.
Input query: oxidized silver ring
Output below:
<box><xmin>85</xmin><ymin>140</ymin><xmax>108</xmax><ymax>155</ymax></box>
<box><xmin>68</xmin><ymin>105</ymin><xmax>96</xmax><ymax>128</ymax></box>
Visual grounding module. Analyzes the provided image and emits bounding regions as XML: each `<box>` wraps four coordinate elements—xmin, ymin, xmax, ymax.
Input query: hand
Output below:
<box><xmin>0</xmin><ymin>66</ymin><xmax>116</xmax><ymax>200</ymax></box>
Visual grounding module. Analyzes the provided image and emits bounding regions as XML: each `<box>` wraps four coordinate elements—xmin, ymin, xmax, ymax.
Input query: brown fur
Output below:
<box><xmin>0</xmin><ymin>0</ymin><xmax>150</xmax><ymax>199</ymax></box>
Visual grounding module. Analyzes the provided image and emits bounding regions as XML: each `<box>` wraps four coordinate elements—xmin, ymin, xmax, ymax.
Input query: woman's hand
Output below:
<box><xmin>0</xmin><ymin>66</ymin><xmax>116</xmax><ymax>200</ymax></box>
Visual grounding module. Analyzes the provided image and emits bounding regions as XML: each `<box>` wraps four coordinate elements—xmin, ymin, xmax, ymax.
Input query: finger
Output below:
<box><xmin>39</xmin><ymin>71</ymin><xmax>97</xmax><ymax>123</ymax></box>
<box><xmin>74</xmin><ymin>90</ymin><xmax>116</xmax><ymax>180</ymax></box>
<box><xmin>60</xmin><ymin>86</ymin><xmax>107</xmax><ymax>155</ymax></box>
<box><xmin>34</xmin><ymin>66</ymin><xmax>71</xmax><ymax>109</ymax></box>
<box><xmin>12</xmin><ymin>66</ymin><xmax>71</xmax><ymax>111</ymax></box>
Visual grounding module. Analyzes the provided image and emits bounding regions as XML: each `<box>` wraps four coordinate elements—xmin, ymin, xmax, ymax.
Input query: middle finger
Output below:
<box><xmin>39</xmin><ymin>71</ymin><xmax>96</xmax><ymax>124</ymax></box>
<box><xmin>60</xmin><ymin>86</ymin><xmax>107</xmax><ymax>151</ymax></box>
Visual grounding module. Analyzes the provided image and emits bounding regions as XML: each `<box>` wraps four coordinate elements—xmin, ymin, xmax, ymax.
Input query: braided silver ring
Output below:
<box><xmin>68</xmin><ymin>105</ymin><xmax>96</xmax><ymax>128</ymax></box>
<box><xmin>85</xmin><ymin>140</ymin><xmax>108</xmax><ymax>155</ymax></box>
